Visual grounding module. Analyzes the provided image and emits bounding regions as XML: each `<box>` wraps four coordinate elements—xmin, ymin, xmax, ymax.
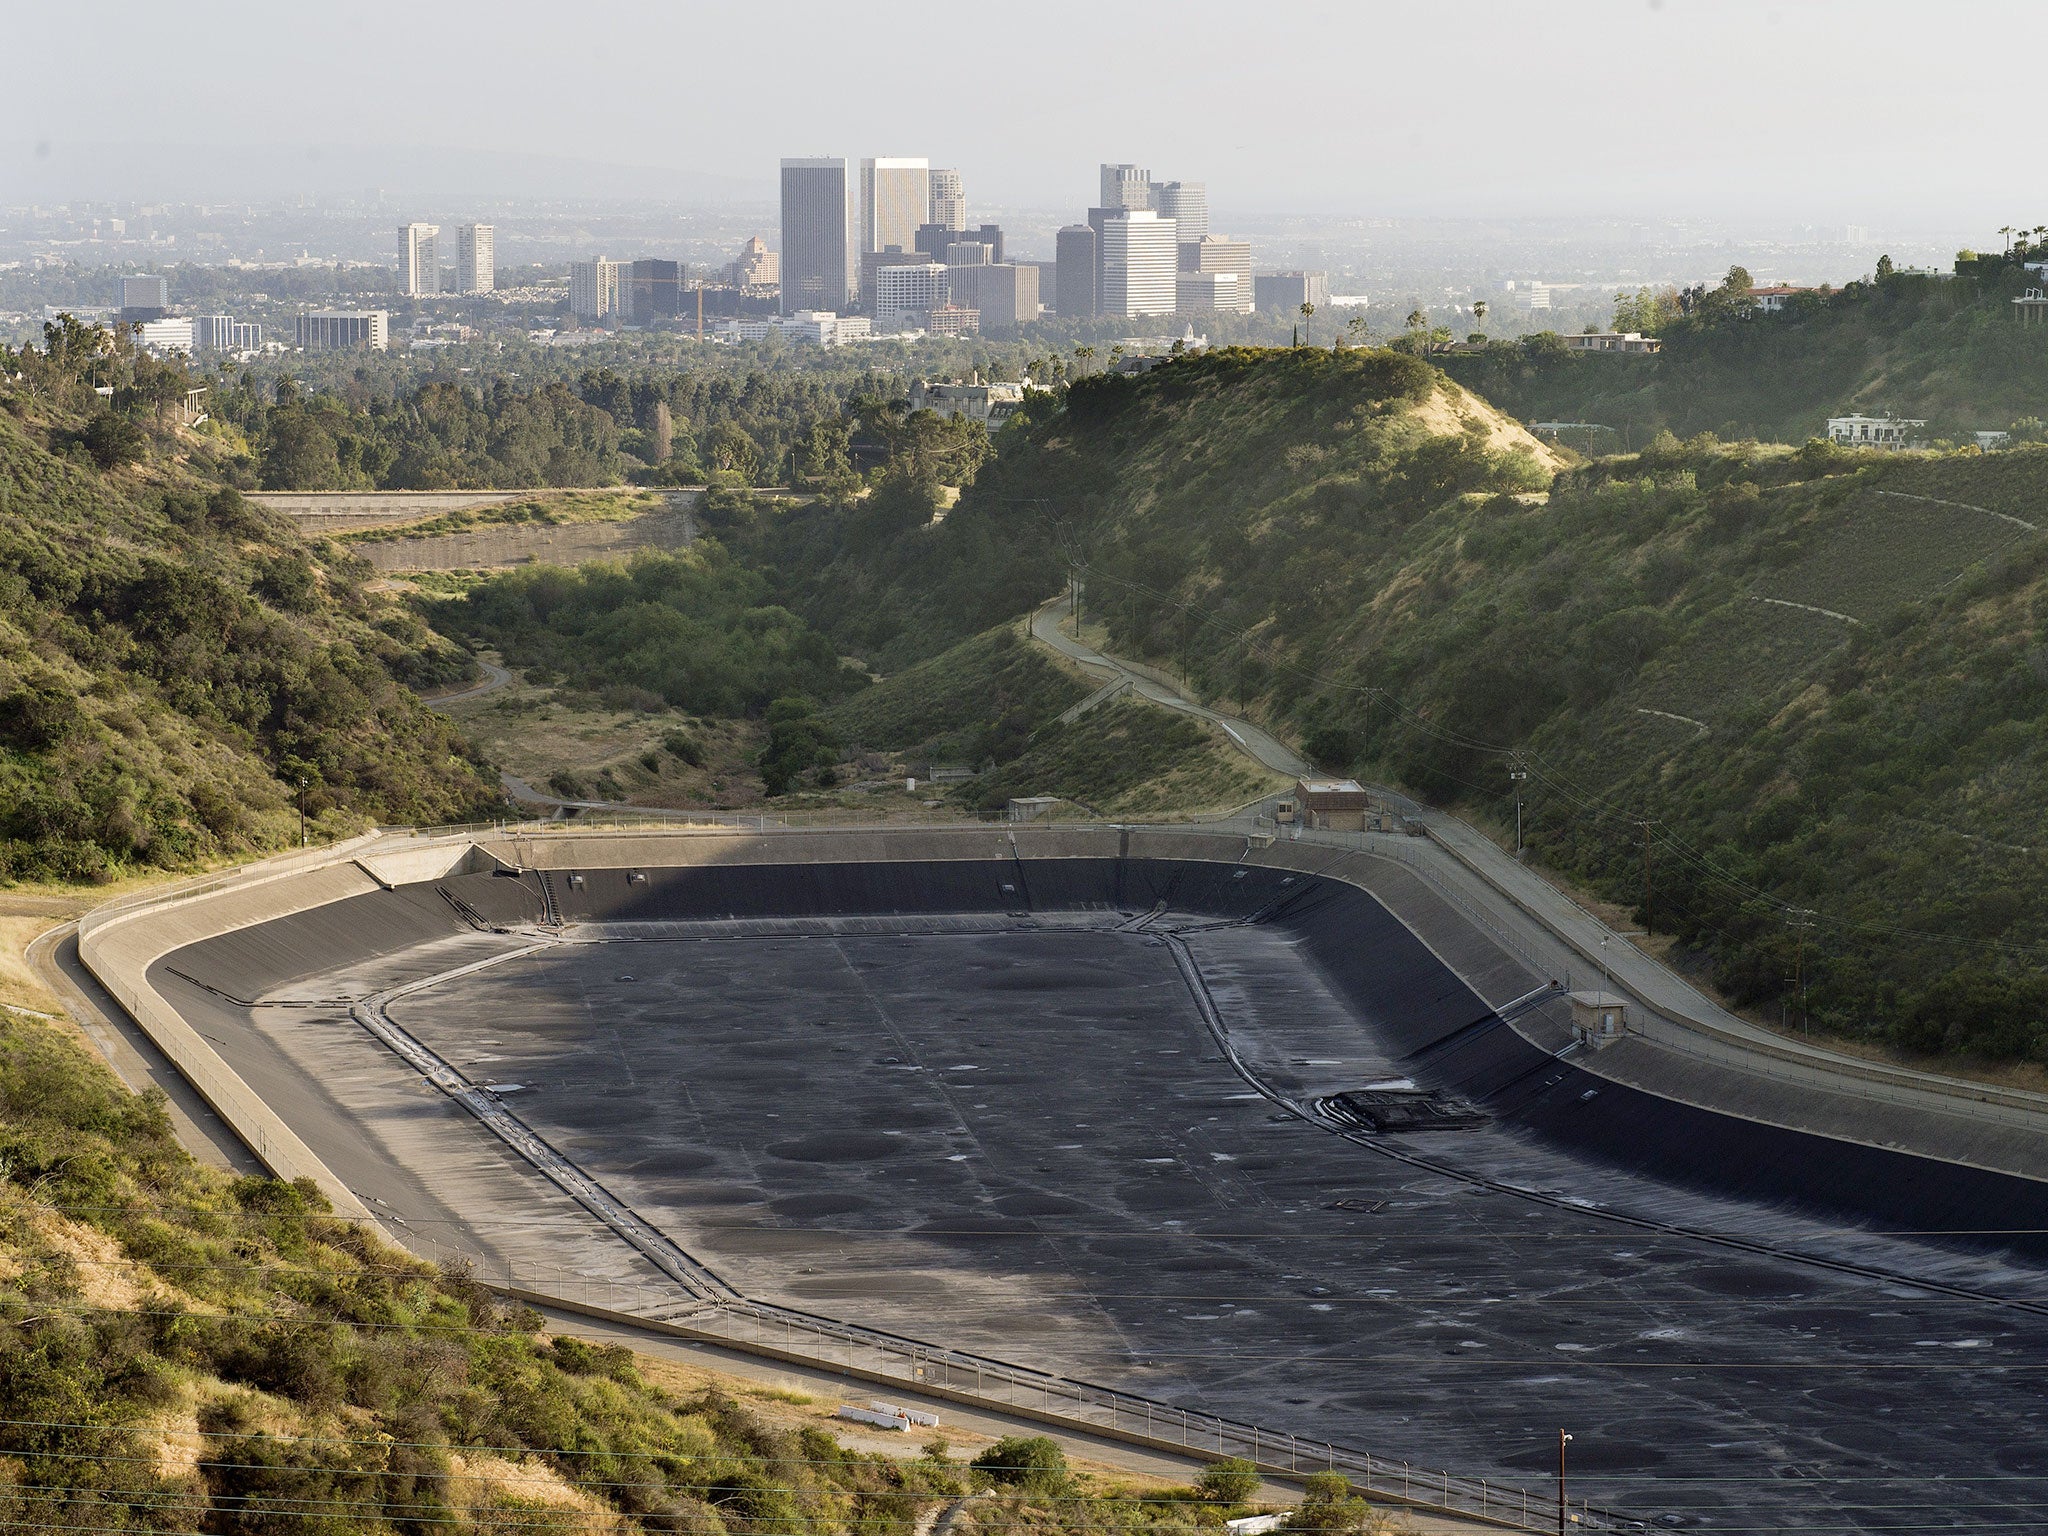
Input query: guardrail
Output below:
<box><xmin>426</xmin><ymin>1249</ymin><xmax>1600</xmax><ymax>1534</ymax></box>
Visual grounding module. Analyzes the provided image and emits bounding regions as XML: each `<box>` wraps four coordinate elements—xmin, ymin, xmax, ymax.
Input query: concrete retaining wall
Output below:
<box><xmin>82</xmin><ymin>823</ymin><xmax>2048</xmax><ymax>1254</ymax></box>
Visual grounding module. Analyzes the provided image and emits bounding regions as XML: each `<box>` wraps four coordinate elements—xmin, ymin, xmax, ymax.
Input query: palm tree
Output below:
<box><xmin>1073</xmin><ymin>344</ymin><xmax>1094</xmax><ymax>378</ymax></box>
<box><xmin>1405</xmin><ymin>308</ymin><xmax>1426</xmax><ymax>353</ymax></box>
<box><xmin>1471</xmin><ymin>298</ymin><xmax>1489</xmax><ymax>330</ymax></box>
<box><xmin>1299</xmin><ymin>301</ymin><xmax>1315</xmax><ymax>346</ymax></box>
<box><xmin>2001</xmin><ymin>225</ymin><xmax>2016</xmax><ymax>253</ymax></box>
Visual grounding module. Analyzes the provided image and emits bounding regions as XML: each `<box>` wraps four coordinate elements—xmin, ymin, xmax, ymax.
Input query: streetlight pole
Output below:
<box><xmin>1558</xmin><ymin>1430</ymin><xmax>1573</xmax><ymax>1536</ymax></box>
<box><xmin>1510</xmin><ymin>765</ymin><xmax>1528</xmax><ymax>860</ymax></box>
<box><xmin>298</xmin><ymin>777</ymin><xmax>307</xmax><ymax>848</ymax></box>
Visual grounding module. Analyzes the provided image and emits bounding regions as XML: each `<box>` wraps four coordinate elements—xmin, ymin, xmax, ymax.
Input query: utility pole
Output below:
<box><xmin>1637</xmin><ymin>819</ymin><xmax>1660</xmax><ymax>928</ymax></box>
<box><xmin>1557</xmin><ymin>1431</ymin><xmax>1573</xmax><ymax>1536</ymax></box>
<box><xmin>298</xmin><ymin>777</ymin><xmax>308</xmax><ymax>848</ymax></box>
<box><xmin>1510</xmin><ymin>764</ymin><xmax>1529</xmax><ymax>861</ymax></box>
<box><xmin>1786</xmin><ymin>908</ymin><xmax>1817</xmax><ymax>1030</ymax></box>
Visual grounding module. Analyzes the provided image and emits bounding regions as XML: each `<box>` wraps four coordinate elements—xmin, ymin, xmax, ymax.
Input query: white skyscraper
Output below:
<box><xmin>457</xmin><ymin>224</ymin><xmax>495</xmax><ymax>295</ymax></box>
<box><xmin>399</xmin><ymin>222</ymin><xmax>440</xmax><ymax>296</ymax></box>
<box><xmin>861</xmin><ymin>157</ymin><xmax>931</xmax><ymax>254</ymax></box>
<box><xmin>570</xmin><ymin>258</ymin><xmax>621</xmax><ymax>320</ymax></box>
<box><xmin>871</xmin><ymin>262</ymin><xmax>949</xmax><ymax>330</ymax></box>
<box><xmin>1099</xmin><ymin>211</ymin><xmax>1178</xmax><ymax>317</ymax></box>
<box><xmin>929</xmin><ymin>168</ymin><xmax>966</xmax><ymax>231</ymax></box>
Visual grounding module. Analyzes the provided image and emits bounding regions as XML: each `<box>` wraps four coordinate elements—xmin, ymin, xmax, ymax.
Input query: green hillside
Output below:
<box><xmin>739</xmin><ymin>349</ymin><xmax>2048</xmax><ymax>1062</ymax></box>
<box><xmin>827</xmin><ymin>624</ymin><xmax>1282</xmax><ymax>815</ymax></box>
<box><xmin>0</xmin><ymin>324</ymin><xmax>498</xmax><ymax>880</ymax></box>
<box><xmin>1443</xmin><ymin>263</ymin><xmax>2048</xmax><ymax>445</ymax></box>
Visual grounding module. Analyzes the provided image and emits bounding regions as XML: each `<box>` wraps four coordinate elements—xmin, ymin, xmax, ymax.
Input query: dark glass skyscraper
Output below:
<box><xmin>780</xmin><ymin>158</ymin><xmax>852</xmax><ymax>314</ymax></box>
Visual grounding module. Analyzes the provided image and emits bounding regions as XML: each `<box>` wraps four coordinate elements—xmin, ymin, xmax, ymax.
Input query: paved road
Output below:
<box><xmin>1025</xmin><ymin>596</ymin><xmax>2048</xmax><ymax>1154</ymax></box>
<box><xmin>423</xmin><ymin>655</ymin><xmax>515</xmax><ymax>710</ymax></box>
<box><xmin>1029</xmin><ymin>599</ymin><xmax>1310</xmax><ymax>778</ymax></box>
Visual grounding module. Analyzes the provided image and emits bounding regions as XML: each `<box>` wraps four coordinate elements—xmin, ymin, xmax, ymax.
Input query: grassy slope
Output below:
<box><xmin>0</xmin><ymin>404</ymin><xmax>501</xmax><ymax>881</ymax></box>
<box><xmin>1442</xmin><ymin>269</ymin><xmax>2048</xmax><ymax>444</ymax></box>
<box><xmin>828</xmin><ymin>623</ymin><xmax>1282</xmax><ymax>816</ymax></box>
<box><xmin>765</xmin><ymin>349</ymin><xmax>2048</xmax><ymax>1062</ymax></box>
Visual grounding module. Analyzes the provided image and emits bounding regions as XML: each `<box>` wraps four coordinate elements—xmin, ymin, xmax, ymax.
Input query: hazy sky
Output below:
<box><xmin>2</xmin><ymin>0</ymin><xmax>2029</xmax><ymax>230</ymax></box>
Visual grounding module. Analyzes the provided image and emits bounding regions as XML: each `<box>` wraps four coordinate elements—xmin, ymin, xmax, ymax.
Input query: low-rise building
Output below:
<box><xmin>1562</xmin><ymin>331</ymin><xmax>1662</xmax><ymax>354</ymax></box>
<box><xmin>135</xmin><ymin>316</ymin><xmax>194</xmax><ymax>355</ymax></box>
<box><xmin>1825</xmin><ymin>413</ymin><xmax>1926</xmax><ymax>449</ymax></box>
<box><xmin>907</xmin><ymin>376</ymin><xmax>1028</xmax><ymax>425</ymax></box>
<box><xmin>297</xmin><ymin>310</ymin><xmax>390</xmax><ymax>352</ymax></box>
<box><xmin>1749</xmin><ymin>285</ymin><xmax>1813</xmax><ymax>313</ymax></box>
<box><xmin>1293</xmin><ymin>777</ymin><xmax>1371</xmax><ymax>832</ymax></box>
<box><xmin>2014</xmin><ymin>289</ymin><xmax>2048</xmax><ymax>326</ymax></box>
<box><xmin>1254</xmin><ymin>270</ymin><xmax>1328</xmax><ymax>316</ymax></box>
<box><xmin>713</xmin><ymin>310</ymin><xmax>871</xmax><ymax>347</ymax></box>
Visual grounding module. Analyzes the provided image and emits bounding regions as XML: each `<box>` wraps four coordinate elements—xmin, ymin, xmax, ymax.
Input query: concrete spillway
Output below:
<box><xmin>94</xmin><ymin>828</ymin><xmax>2048</xmax><ymax>1532</ymax></box>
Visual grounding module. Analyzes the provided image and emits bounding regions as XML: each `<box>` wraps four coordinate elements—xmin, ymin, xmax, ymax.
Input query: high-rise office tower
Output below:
<box><xmin>860</xmin><ymin>157</ymin><xmax>931</xmax><ymax>255</ymax></box>
<box><xmin>399</xmin><ymin>222</ymin><xmax>440</xmax><ymax>296</ymax></box>
<box><xmin>871</xmin><ymin>262</ymin><xmax>949</xmax><ymax>331</ymax></box>
<box><xmin>570</xmin><ymin>259</ymin><xmax>622</xmax><ymax>320</ymax></box>
<box><xmin>1056</xmin><ymin>225</ymin><xmax>1097</xmax><ymax>318</ymax></box>
<box><xmin>781</xmin><ymin>158</ymin><xmax>853</xmax><ymax>313</ymax></box>
<box><xmin>1098</xmin><ymin>211</ymin><xmax>1177</xmax><ymax>317</ymax></box>
<box><xmin>622</xmin><ymin>259</ymin><xmax>683</xmax><ymax>324</ymax></box>
<box><xmin>1155</xmin><ymin>182</ymin><xmax>1207</xmax><ymax>242</ymax></box>
<box><xmin>1178</xmin><ymin>235</ymin><xmax>1252</xmax><ymax>313</ymax></box>
<box><xmin>457</xmin><ymin>224</ymin><xmax>495</xmax><ymax>294</ymax></box>
<box><xmin>1100</xmin><ymin>164</ymin><xmax>1152</xmax><ymax>211</ymax></box>
<box><xmin>929</xmin><ymin>168</ymin><xmax>966</xmax><ymax>230</ymax></box>
<box><xmin>117</xmin><ymin>273</ymin><xmax>169</xmax><ymax>324</ymax></box>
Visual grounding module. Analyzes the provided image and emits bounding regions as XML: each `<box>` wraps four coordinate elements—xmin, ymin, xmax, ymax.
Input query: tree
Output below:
<box><xmin>1299</xmin><ymin>301</ymin><xmax>1316</xmax><ymax>345</ymax></box>
<box><xmin>78</xmin><ymin>411</ymin><xmax>146</xmax><ymax>470</ymax></box>
<box><xmin>1875</xmin><ymin>253</ymin><xmax>1895</xmax><ymax>280</ymax></box>
<box><xmin>702</xmin><ymin>422</ymin><xmax>762</xmax><ymax>484</ymax></box>
<box><xmin>1195</xmin><ymin>1458</ymin><xmax>1262</xmax><ymax>1504</ymax></box>
<box><xmin>1287</xmin><ymin>1472</ymin><xmax>1385</xmax><ymax>1534</ymax></box>
<box><xmin>1072</xmin><ymin>344</ymin><xmax>1095</xmax><ymax>378</ymax></box>
<box><xmin>1471</xmin><ymin>298</ymin><xmax>1488</xmax><ymax>330</ymax></box>
<box><xmin>1722</xmin><ymin>264</ymin><xmax>1753</xmax><ymax>295</ymax></box>
<box><xmin>649</xmin><ymin>401</ymin><xmax>674</xmax><ymax>464</ymax></box>
<box><xmin>969</xmin><ymin>1436</ymin><xmax>1068</xmax><ymax>1495</ymax></box>
<box><xmin>1346</xmin><ymin>313</ymin><xmax>1370</xmax><ymax>348</ymax></box>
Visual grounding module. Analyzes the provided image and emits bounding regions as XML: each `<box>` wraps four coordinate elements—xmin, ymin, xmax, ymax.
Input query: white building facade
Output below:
<box><xmin>457</xmin><ymin>224</ymin><xmax>495</xmax><ymax>294</ymax></box>
<box><xmin>1098</xmin><ymin>211</ymin><xmax>1178</xmax><ymax>317</ymax></box>
<box><xmin>399</xmin><ymin>222</ymin><xmax>439</xmax><ymax>296</ymax></box>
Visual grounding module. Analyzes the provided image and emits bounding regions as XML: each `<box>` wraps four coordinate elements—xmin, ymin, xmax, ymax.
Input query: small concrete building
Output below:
<box><xmin>1006</xmin><ymin>796</ymin><xmax>1061</xmax><ymax>822</ymax></box>
<box><xmin>1568</xmin><ymin>990</ymin><xmax>1629</xmax><ymax>1047</ymax></box>
<box><xmin>1294</xmin><ymin>777</ymin><xmax>1371</xmax><ymax>832</ymax></box>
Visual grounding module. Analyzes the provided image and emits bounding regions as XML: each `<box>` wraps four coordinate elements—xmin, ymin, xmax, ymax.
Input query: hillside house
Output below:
<box><xmin>907</xmin><ymin>376</ymin><xmax>1027</xmax><ymax>425</ymax></box>
<box><xmin>1825</xmin><ymin>414</ymin><xmax>1926</xmax><ymax>449</ymax></box>
<box><xmin>1749</xmin><ymin>285</ymin><xmax>1814</xmax><ymax>313</ymax></box>
<box><xmin>1562</xmin><ymin>331</ymin><xmax>1662</xmax><ymax>354</ymax></box>
<box><xmin>2013</xmin><ymin>289</ymin><xmax>2048</xmax><ymax>326</ymax></box>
